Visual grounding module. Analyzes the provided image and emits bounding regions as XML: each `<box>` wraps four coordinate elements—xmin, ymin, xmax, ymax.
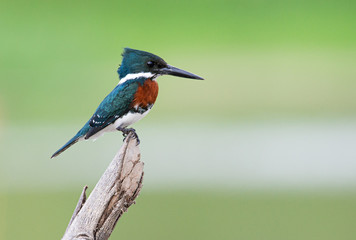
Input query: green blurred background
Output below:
<box><xmin>1</xmin><ymin>0</ymin><xmax>356</xmax><ymax>239</ymax></box>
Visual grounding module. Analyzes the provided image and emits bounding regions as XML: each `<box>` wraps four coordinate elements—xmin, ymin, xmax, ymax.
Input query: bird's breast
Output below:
<box><xmin>130</xmin><ymin>79</ymin><xmax>159</xmax><ymax>108</ymax></box>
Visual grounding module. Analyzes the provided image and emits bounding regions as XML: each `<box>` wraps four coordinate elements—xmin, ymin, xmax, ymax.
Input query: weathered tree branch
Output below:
<box><xmin>62</xmin><ymin>133</ymin><xmax>144</xmax><ymax>240</ymax></box>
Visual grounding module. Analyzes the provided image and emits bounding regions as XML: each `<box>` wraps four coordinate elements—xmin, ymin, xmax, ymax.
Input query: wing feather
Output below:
<box><xmin>84</xmin><ymin>82</ymin><xmax>138</xmax><ymax>139</ymax></box>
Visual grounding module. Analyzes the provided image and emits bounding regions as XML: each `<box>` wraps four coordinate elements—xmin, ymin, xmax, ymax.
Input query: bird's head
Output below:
<box><xmin>118</xmin><ymin>48</ymin><xmax>204</xmax><ymax>81</ymax></box>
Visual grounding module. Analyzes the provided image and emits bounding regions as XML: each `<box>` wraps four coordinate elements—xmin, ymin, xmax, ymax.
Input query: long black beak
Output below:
<box><xmin>159</xmin><ymin>65</ymin><xmax>204</xmax><ymax>80</ymax></box>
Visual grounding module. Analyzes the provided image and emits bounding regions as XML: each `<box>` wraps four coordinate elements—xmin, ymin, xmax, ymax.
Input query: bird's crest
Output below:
<box><xmin>118</xmin><ymin>48</ymin><xmax>166</xmax><ymax>79</ymax></box>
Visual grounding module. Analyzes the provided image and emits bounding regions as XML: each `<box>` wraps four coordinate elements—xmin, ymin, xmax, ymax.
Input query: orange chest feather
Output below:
<box><xmin>131</xmin><ymin>79</ymin><xmax>159</xmax><ymax>107</ymax></box>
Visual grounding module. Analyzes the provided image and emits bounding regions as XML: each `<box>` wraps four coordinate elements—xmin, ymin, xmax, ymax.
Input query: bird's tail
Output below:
<box><xmin>51</xmin><ymin>133</ymin><xmax>82</xmax><ymax>159</ymax></box>
<box><xmin>51</xmin><ymin>122</ymin><xmax>90</xmax><ymax>159</ymax></box>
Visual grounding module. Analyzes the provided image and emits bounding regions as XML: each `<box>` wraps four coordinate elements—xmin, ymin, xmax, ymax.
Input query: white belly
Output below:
<box><xmin>87</xmin><ymin>109</ymin><xmax>151</xmax><ymax>140</ymax></box>
<box><xmin>113</xmin><ymin>109</ymin><xmax>151</xmax><ymax>128</ymax></box>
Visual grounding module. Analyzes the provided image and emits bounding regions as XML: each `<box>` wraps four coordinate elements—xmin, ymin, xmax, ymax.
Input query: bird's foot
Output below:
<box><xmin>116</xmin><ymin>127</ymin><xmax>140</xmax><ymax>145</ymax></box>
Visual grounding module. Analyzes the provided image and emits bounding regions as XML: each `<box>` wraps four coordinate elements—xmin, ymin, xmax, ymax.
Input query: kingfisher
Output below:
<box><xmin>51</xmin><ymin>48</ymin><xmax>203</xmax><ymax>158</ymax></box>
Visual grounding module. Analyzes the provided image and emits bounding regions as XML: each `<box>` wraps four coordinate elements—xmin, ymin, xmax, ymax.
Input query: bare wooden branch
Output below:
<box><xmin>65</xmin><ymin>185</ymin><xmax>88</xmax><ymax>233</ymax></box>
<box><xmin>62</xmin><ymin>133</ymin><xmax>144</xmax><ymax>240</ymax></box>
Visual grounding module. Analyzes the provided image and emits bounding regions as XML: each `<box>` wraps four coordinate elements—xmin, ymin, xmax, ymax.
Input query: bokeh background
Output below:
<box><xmin>1</xmin><ymin>0</ymin><xmax>356</xmax><ymax>239</ymax></box>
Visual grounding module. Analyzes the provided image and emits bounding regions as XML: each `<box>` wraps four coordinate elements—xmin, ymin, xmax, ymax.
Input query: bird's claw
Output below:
<box><xmin>123</xmin><ymin>129</ymin><xmax>140</xmax><ymax>145</ymax></box>
<box><xmin>116</xmin><ymin>127</ymin><xmax>140</xmax><ymax>145</ymax></box>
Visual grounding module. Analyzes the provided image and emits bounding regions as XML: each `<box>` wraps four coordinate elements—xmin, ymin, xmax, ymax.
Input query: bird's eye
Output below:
<box><xmin>147</xmin><ymin>61</ymin><xmax>154</xmax><ymax>67</ymax></box>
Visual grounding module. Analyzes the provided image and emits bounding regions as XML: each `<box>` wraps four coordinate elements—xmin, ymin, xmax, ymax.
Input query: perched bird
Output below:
<box><xmin>51</xmin><ymin>48</ymin><xmax>204</xmax><ymax>158</ymax></box>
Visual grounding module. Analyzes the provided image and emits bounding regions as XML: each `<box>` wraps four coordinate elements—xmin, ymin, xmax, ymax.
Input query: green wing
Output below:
<box><xmin>84</xmin><ymin>82</ymin><xmax>138</xmax><ymax>139</ymax></box>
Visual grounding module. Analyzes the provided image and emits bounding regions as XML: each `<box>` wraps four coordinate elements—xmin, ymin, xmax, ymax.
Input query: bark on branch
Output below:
<box><xmin>62</xmin><ymin>133</ymin><xmax>144</xmax><ymax>240</ymax></box>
